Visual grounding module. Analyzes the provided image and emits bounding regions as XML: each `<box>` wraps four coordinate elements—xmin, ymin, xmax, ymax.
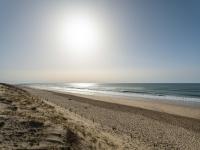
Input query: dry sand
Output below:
<box><xmin>0</xmin><ymin>84</ymin><xmax>120</xmax><ymax>149</ymax></box>
<box><xmin>23</xmin><ymin>86</ymin><xmax>200</xmax><ymax>150</ymax></box>
<box><xmin>1</xmin><ymin>84</ymin><xmax>200</xmax><ymax>149</ymax></box>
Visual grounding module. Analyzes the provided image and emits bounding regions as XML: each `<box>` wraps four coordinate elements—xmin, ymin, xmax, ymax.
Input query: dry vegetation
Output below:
<box><xmin>0</xmin><ymin>84</ymin><xmax>120</xmax><ymax>149</ymax></box>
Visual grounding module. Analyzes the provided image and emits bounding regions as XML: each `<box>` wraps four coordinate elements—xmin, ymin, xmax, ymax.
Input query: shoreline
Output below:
<box><xmin>70</xmin><ymin>92</ymin><xmax>200</xmax><ymax>119</ymax></box>
<box><xmin>24</xmin><ymin>86</ymin><xmax>200</xmax><ymax>119</ymax></box>
<box><xmin>26</xmin><ymin>84</ymin><xmax>200</xmax><ymax>103</ymax></box>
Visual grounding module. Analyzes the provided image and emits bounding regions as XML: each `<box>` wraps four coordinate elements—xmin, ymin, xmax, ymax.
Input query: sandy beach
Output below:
<box><xmin>1</xmin><ymin>84</ymin><xmax>200</xmax><ymax>149</ymax></box>
<box><xmin>0</xmin><ymin>84</ymin><xmax>120</xmax><ymax>149</ymax></box>
<box><xmin>23</xmin><ymin>86</ymin><xmax>200</xmax><ymax>149</ymax></box>
<box><xmin>1</xmin><ymin>0</ymin><xmax>200</xmax><ymax>149</ymax></box>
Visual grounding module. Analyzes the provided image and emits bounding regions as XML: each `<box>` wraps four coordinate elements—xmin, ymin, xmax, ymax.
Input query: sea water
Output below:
<box><xmin>25</xmin><ymin>83</ymin><xmax>200</xmax><ymax>103</ymax></box>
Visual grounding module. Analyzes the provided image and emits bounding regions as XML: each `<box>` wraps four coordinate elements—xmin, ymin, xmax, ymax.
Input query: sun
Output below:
<box><xmin>65</xmin><ymin>15</ymin><xmax>98</xmax><ymax>50</ymax></box>
<box><xmin>60</xmin><ymin>12</ymin><xmax>101</xmax><ymax>56</ymax></box>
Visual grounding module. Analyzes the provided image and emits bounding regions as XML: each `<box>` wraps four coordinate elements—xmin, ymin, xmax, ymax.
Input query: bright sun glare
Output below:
<box><xmin>60</xmin><ymin>12</ymin><xmax>101</xmax><ymax>57</ymax></box>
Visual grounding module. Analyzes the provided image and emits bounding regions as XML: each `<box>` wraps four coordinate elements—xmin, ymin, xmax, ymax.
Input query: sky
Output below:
<box><xmin>0</xmin><ymin>0</ymin><xmax>200</xmax><ymax>83</ymax></box>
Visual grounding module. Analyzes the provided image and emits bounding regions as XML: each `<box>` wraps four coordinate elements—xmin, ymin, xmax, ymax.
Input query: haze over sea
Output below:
<box><xmin>26</xmin><ymin>83</ymin><xmax>200</xmax><ymax>103</ymax></box>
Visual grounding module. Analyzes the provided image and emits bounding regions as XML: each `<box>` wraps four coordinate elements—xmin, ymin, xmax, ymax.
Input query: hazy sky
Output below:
<box><xmin>0</xmin><ymin>0</ymin><xmax>200</xmax><ymax>83</ymax></box>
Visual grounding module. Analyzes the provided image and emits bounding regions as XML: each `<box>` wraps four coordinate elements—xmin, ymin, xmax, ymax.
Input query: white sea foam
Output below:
<box><xmin>28</xmin><ymin>84</ymin><xmax>200</xmax><ymax>103</ymax></box>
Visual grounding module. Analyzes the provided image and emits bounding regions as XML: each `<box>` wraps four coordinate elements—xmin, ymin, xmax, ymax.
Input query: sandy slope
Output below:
<box><xmin>1</xmin><ymin>83</ymin><xmax>200</xmax><ymax>149</ymax></box>
<box><xmin>24</xmin><ymin>87</ymin><xmax>200</xmax><ymax>150</ymax></box>
<box><xmin>0</xmin><ymin>84</ymin><xmax>120</xmax><ymax>149</ymax></box>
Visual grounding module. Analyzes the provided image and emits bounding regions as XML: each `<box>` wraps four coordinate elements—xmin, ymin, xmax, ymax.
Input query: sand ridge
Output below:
<box><xmin>0</xmin><ymin>84</ymin><xmax>121</xmax><ymax>149</ymax></box>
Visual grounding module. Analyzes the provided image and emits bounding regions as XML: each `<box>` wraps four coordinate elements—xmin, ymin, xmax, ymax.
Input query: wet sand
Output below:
<box><xmin>23</xmin><ymin>86</ymin><xmax>200</xmax><ymax>150</ymax></box>
<box><xmin>51</xmin><ymin>91</ymin><xmax>200</xmax><ymax>119</ymax></box>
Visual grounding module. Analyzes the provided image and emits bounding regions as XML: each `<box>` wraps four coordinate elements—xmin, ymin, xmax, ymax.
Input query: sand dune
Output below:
<box><xmin>0</xmin><ymin>84</ymin><xmax>120</xmax><ymax>149</ymax></box>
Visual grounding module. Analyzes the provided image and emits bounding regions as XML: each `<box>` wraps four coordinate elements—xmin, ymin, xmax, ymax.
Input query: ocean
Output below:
<box><xmin>26</xmin><ymin>83</ymin><xmax>200</xmax><ymax>103</ymax></box>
